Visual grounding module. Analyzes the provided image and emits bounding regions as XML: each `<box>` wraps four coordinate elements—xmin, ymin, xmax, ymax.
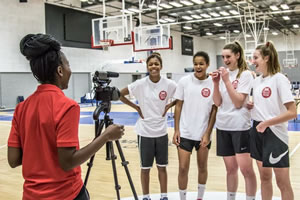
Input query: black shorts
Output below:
<box><xmin>179</xmin><ymin>137</ymin><xmax>211</xmax><ymax>152</ymax></box>
<box><xmin>74</xmin><ymin>184</ymin><xmax>90</xmax><ymax>200</ymax></box>
<box><xmin>250</xmin><ymin>120</ymin><xmax>289</xmax><ymax>168</ymax></box>
<box><xmin>137</xmin><ymin>134</ymin><xmax>168</xmax><ymax>168</ymax></box>
<box><xmin>216</xmin><ymin>129</ymin><xmax>250</xmax><ymax>156</ymax></box>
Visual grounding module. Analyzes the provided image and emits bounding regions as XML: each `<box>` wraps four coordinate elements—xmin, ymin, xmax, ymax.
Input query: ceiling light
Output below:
<box><xmin>210</xmin><ymin>12</ymin><xmax>220</xmax><ymax>17</ymax></box>
<box><xmin>219</xmin><ymin>36</ymin><xmax>226</xmax><ymax>39</ymax></box>
<box><xmin>160</xmin><ymin>3</ymin><xmax>173</xmax><ymax>9</ymax></box>
<box><xmin>183</xmin><ymin>25</ymin><xmax>192</xmax><ymax>30</ymax></box>
<box><xmin>220</xmin><ymin>11</ymin><xmax>230</xmax><ymax>16</ymax></box>
<box><xmin>206</xmin><ymin>32</ymin><xmax>213</xmax><ymax>35</ymax></box>
<box><xmin>293</xmin><ymin>24</ymin><xmax>299</xmax><ymax>28</ymax></box>
<box><xmin>187</xmin><ymin>10</ymin><xmax>193</xmax><ymax>14</ymax></box>
<box><xmin>214</xmin><ymin>23</ymin><xmax>222</xmax><ymax>27</ymax></box>
<box><xmin>165</xmin><ymin>17</ymin><xmax>176</xmax><ymax>22</ymax></box>
<box><xmin>272</xmin><ymin>32</ymin><xmax>278</xmax><ymax>35</ymax></box>
<box><xmin>245</xmin><ymin>34</ymin><xmax>251</xmax><ymax>37</ymax></box>
<box><xmin>128</xmin><ymin>7</ymin><xmax>141</xmax><ymax>13</ymax></box>
<box><xmin>121</xmin><ymin>9</ymin><xmax>134</xmax><ymax>14</ymax></box>
<box><xmin>283</xmin><ymin>16</ymin><xmax>290</xmax><ymax>20</ymax></box>
<box><xmin>182</xmin><ymin>15</ymin><xmax>193</xmax><ymax>20</ymax></box>
<box><xmin>191</xmin><ymin>14</ymin><xmax>202</xmax><ymax>19</ymax></box>
<box><xmin>191</xmin><ymin>0</ymin><xmax>204</xmax><ymax>4</ymax></box>
<box><xmin>159</xmin><ymin>19</ymin><xmax>168</xmax><ymax>23</ymax></box>
<box><xmin>169</xmin><ymin>1</ymin><xmax>183</xmax><ymax>7</ymax></box>
<box><xmin>280</xmin><ymin>4</ymin><xmax>289</xmax><ymax>10</ymax></box>
<box><xmin>80</xmin><ymin>0</ymin><xmax>88</xmax><ymax>2</ymax></box>
<box><xmin>206</xmin><ymin>0</ymin><xmax>216</xmax><ymax>2</ymax></box>
<box><xmin>263</xmin><ymin>27</ymin><xmax>269</xmax><ymax>30</ymax></box>
<box><xmin>233</xmin><ymin>30</ymin><xmax>240</xmax><ymax>33</ymax></box>
<box><xmin>229</xmin><ymin>10</ymin><xmax>239</xmax><ymax>15</ymax></box>
<box><xmin>180</xmin><ymin>0</ymin><xmax>193</xmax><ymax>6</ymax></box>
<box><xmin>200</xmin><ymin>13</ymin><xmax>211</xmax><ymax>18</ymax></box>
<box><xmin>148</xmin><ymin>4</ymin><xmax>157</xmax><ymax>9</ymax></box>
<box><xmin>270</xmin><ymin>5</ymin><xmax>279</xmax><ymax>11</ymax></box>
<box><xmin>248</xmin><ymin>19</ymin><xmax>255</xmax><ymax>23</ymax></box>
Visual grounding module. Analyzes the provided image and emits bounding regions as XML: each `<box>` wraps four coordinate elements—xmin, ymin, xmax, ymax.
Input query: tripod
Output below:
<box><xmin>84</xmin><ymin>101</ymin><xmax>138</xmax><ymax>200</ymax></box>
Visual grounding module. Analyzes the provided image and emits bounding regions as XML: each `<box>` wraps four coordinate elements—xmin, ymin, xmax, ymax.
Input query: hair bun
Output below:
<box><xmin>20</xmin><ymin>33</ymin><xmax>61</xmax><ymax>60</ymax></box>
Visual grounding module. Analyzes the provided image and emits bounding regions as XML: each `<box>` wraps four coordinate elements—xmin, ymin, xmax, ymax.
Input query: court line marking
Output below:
<box><xmin>0</xmin><ymin>144</ymin><xmax>7</xmax><ymax>149</ymax></box>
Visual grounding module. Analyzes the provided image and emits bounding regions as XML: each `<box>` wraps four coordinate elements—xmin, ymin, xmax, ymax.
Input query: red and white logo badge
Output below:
<box><xmin>262</xmin><ymin>87</ymin><xmax>272</xmax><ymax>98</ymax></box>
<box><xmin>201</xmin><ymin>88</ymin><xmax>211</xmax><ymax>97</ymax></box>
<box><xmin>232</xmin><ymin>80</ymin><xmax>239</xmax><ymax>89</ymax></box>
<box><xmin>159</xmin><ymin>91</ymin><xmax>167</xmax><ymax>100</ymax></box>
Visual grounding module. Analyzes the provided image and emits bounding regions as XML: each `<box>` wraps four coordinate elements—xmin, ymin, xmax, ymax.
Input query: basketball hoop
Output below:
<box><xmin>98</xmin><ymin>39</ymin><xmax>113</xmax><ymax>51</ymax></box>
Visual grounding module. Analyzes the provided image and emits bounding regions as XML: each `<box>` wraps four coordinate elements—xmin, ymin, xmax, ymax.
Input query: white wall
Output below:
<box><xmin>0</xmin><ymin>0</ymin><xmax>45</xmax><ymax>72</ymax></box>
<box><xmin>0</xmin><ymin>0</ymin><xmax>217</xmax><ymax>74</ymax></box>
<box><xmin>160</xmin><ymin>31</ymin><xmax>217</xmax><ymax>73</ymax></box>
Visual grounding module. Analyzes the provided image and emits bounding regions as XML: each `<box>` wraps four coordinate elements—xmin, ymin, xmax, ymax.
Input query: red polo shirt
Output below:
<box><xmin>8</xmin><ymin>84</ymin><xmax>83</xmax><ymax>200</ymax></box>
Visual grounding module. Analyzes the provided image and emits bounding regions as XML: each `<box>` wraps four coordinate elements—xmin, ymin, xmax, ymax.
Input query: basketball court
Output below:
<box><xmin>2</xmin><ymin>0</ymin><xmax>300</xmax><ymax>199</ymax></box>
<box><xmin>1</xmin><ymin>102</ymin><xmax>300</xmax><ymax>199</ymax></box>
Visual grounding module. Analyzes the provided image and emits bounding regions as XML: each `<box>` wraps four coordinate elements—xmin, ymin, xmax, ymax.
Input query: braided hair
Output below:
<box><xmin>20</xmin><ymin>34</ymin><xmax>62</xmax><ymax>83</ymax></box>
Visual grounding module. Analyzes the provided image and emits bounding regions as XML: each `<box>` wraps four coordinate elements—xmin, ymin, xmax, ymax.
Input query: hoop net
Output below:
<box><xmin>99</xmin><ymin>39</ymin><xmax>114</xmax><ymax>50</ymax></box>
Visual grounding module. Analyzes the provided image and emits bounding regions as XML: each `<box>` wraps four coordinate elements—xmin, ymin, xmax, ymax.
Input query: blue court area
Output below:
<box><xmin>0</xmin><ymin>106</ymin><xmax>300</xmax><ymax>131</ymax></box>
<box><xmin>80</xmin><ymin>111</ymin><xmax>175</xmax><ymax>127</ymax></box>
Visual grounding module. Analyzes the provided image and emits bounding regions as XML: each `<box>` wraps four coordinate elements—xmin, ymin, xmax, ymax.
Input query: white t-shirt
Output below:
<box><xmin>128</xmin><ymin>76</ymin><xmax>177</xmax><ymax>137</ymax></box>
<box><xmin>174</xmin><ymin>74</ymin><xmax>214</xmax><ymax>141</ymax></box>
<box><xmin>216</xmin><ymin>69</ymin><xmax>253</xmax><ymax>131</ymax></box>
<box><xmin>251</xmin><ymin>73</ymin><xmax>294</xmax><ymax>145</ymax></box>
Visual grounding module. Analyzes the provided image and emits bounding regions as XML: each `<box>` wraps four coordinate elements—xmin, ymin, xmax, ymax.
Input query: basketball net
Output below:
<box><xmin>99</xmin><ymin>39</ymin><xmax>113</xmax><ymax>51</ymax></box>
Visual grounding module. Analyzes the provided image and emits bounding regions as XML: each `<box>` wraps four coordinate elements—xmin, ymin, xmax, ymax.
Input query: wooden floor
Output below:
<box><xmin>0</xmin><ymin>104</ymin><xmax>300</xmax><ymax>199</ymax></box>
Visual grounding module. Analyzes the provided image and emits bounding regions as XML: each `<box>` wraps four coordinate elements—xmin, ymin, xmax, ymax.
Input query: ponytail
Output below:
<box><xmin>223</xmin><ymin>41</ymin><xmax>248</xmax><ymax>78</ymax></box>
<box><xmin>256</xmin><ymin>41</ymin><xmax>280</xmax><ymax>75</ymax></box>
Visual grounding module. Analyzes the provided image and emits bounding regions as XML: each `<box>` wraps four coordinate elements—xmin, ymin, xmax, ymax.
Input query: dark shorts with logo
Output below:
<box><xmin>216</xmin><ymin>129</ymin><xmax>250</xmax><ymax>156</ymax></box>
<box><xmin>250</xmin><ymin>120</ymin><xmax>289</xmax><ymax>168</ymax></box>
<box><xmin>178</xmin><ymin>137</ymin><xmax>211</xmax><ymax>152</ymax></box>
<box><xmin>137</xmin><ymin>134</ymin><xmax>168</xmax><ymax>168</ymax></box>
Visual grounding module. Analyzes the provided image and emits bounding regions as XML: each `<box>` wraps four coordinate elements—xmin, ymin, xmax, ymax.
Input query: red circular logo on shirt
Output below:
<box><xmin>232</xmin><ymin>80</ymin><xmax>239</xmax><ymax>89</ymax></box>
<box><xmin>159</xmin><ymin>91</ymin><xmax>167</xmax><ymax>100</ymax></box>
<box><xmin>262</xmin><ymin>87</ymin><xmax>272</xmax><ymax>98</ymax></box>
<box><xmin>201</xmin><ymin>88</ymin><xmax>211</xmax><ymax>97</ymax></box>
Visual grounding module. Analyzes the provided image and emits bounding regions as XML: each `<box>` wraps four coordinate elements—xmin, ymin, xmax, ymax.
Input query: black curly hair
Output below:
<box><xmin>20</xmin><ymin>33</ymin><xmax>63</xmax><ymax>83</ymax></box>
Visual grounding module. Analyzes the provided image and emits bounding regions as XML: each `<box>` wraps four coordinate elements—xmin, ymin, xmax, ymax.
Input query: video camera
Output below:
<box><xmin>92</xmin><ymin>71</ymin><xmax>120</xmax><ymax>102</ymax></box>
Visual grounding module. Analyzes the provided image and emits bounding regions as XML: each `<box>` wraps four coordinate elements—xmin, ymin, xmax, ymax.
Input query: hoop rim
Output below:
<box><xmin>99</xmin><ymin>39</ymin><xmax>114</xmax><ymax>47</ymax></box>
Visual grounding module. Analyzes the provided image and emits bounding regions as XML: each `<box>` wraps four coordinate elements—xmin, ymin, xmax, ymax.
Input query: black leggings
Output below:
<box><xmin>74</xmin><ymin>184</ymin><xmax>90</xmax><ymax>200</ymax></box>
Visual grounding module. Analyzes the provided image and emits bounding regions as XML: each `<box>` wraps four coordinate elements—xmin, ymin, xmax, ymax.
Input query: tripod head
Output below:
<box><xmin>93</xmin><ymin>101</ymin><xmax>111</xmax><ymax>121</ymax></box>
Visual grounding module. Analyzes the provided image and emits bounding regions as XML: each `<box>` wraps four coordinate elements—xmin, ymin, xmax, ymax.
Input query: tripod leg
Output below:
<box><xmin>108</xmin><ymin>141</ymin><xmax>121</xmax><ymax>200</ymax></box>
<box><xmin>115</xmin><ymin>140</ymin><xmax>139</xmax><ymax>200</ymax></box>
<box><xmin>84</xmin><ymin>120</ymin><xmax>105</xmax><ymax>186</ymax></box>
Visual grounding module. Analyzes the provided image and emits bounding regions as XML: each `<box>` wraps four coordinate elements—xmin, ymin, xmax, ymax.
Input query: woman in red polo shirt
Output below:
<box><xmin>7</xmin><ymin>33</ymin><xmax>124</xmax><ymax>200</ymax></box>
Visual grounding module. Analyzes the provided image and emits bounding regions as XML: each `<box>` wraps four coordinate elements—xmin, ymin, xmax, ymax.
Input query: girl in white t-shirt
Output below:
<box><xmin>120</xmin><ymin>53</ymin><xmax>177</xmax><ymax>200</ymax></box>
<box><xmin>249</xmin><ymin>41</ymin><xmax>296</xmax><ymax>200</ymax></box>
<box><xmin>173</xmin><ymin>51</ymin><xmax>217</xmax><ymax>200</ymax></box>
<box><xmin>211</xmin><ymin>41</ymin><xmax>257</xmax><ymax>200</ymax></box>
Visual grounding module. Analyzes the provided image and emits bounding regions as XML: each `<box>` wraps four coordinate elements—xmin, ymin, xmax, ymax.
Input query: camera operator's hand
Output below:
<box><xmin>136</xmin><ymin>106</ymin><xmax>144</xmax><ymax>119</ymax></box>
<box><xmin>103</xmin><ymin>124</ymin><xmax>125</xmax><ymax>141</ymax></box>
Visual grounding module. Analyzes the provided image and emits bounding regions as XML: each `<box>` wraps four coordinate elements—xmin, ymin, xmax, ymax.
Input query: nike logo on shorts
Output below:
<box><xmin>269</xmin><ymin>150</ymin><xmax>289</xmax><ymax>164</ymax></box>
<box><xmin>241</xmin><ymin>147</ymin><xmax>247</xmax><ymax>151</ymax></box>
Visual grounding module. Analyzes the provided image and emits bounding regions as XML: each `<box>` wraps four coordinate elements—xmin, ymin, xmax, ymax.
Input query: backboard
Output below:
<box><xmin>283</xmin><ymin>58</ymin><xmax>298</xmax><ymax>68</ymax></box>
<box><xmin>92</xmin><ymin>14</ymin><xmax>133</xmax><ymax>48</ymax></box>
<box><xmin>133</xmin><ymin>24</ymin><xmax>172</xmax><ymax>52</ymax></box>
